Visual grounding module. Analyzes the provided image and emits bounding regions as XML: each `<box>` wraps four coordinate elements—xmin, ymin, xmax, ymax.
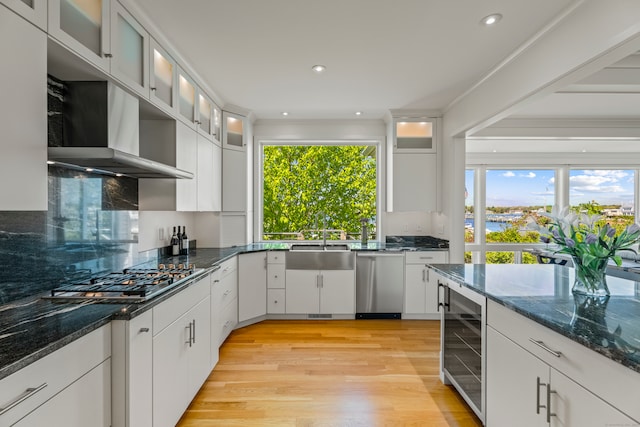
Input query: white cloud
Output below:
<box><xmin>502</xmin><ymin>171</ymin><xmax>515</xmax><ymax>177</ymax></box>
<box><xmin>520</xmin><ymin>172</ymin><xmax>536</xmax><ymax>179</ymax></box>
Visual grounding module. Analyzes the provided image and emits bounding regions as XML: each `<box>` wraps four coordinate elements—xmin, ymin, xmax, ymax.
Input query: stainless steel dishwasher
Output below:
<box><xmin>355</xmin><ymin>252</ymin><xmax>405</xmax><ymax>319</ymax></box>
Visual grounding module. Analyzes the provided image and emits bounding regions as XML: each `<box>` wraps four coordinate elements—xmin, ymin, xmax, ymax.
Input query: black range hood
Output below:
<box><xmin>47</xmin><ymin>80</ymin><xmax>192</xmax><ymax>179</ymax></box>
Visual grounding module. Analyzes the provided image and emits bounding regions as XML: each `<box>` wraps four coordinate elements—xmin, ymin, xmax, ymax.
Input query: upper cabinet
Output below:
<box><xmin>222</xmin><ymin>111</ymin><xmax>246</xmax><ymax>151</ymax></box>
<box><xmin>0</xmin><ymin>5</ymin><xmax>47</xmax><ymax>210</ymax></box>
<box><xmin>110</xmin><ymin>1</ymin><xmax>149</xmax><ymax>97</ymax></box>
<box><xmin>48</xmin><ymin>0</ymin><xmax>111</xmax><ymax>72</ymax></box>
<box><xmin>178</xmin><ymin>67</ymin><xmax>196</xmax><ymax>125</ymax></box>
<box><xmin>393</xmin><ymin>118</ymin><xmax>437</xmax><ymax>153</ymax></box>
<box><xmin>149</xmin><ymin>38</ymin><xmax>177</xmax><ymax>114</ymax></box>
<box><xmin>197</xmin><ymin>91</ymin><xmax>221</xmax><ymax>142</ymax></box>
<box><xmin>1</xmin><ymin>0</ymin><xmax>47</xmax><ymax>30</ymax></box>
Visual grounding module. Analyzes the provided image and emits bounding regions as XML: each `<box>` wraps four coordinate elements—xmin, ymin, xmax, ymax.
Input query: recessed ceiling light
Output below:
<box><xmin>481</xmin><ymin>13</ymin><xmax>502</xmax><ymax>26</ymax></box>
<box><xmin>116</xmin><ymin>173</ymin><xmax>123</xmax><ymax>177</ymax></box>
<box><xmin>312</xmin><ymin>64</ymin><xmax>326</xmax><ymax>73</ymax></box>
<box><xmin>47</xmin><ymin>160</ymin><xmax>55</xmax><ymax>165</ymax></box>
<box><xmin>355</xmin><ymin>111</ymin><xmax>362</xmax><ymax>116</ymax></box>
<box><xmin>282</xmin><ymin>112</ymin><xmax>289</xmax><ymax>116</ymax></box>
<box><xmin>85</xmin><ymin>168</ymin><xmax>94</xmax><ymax>172</ymax></box>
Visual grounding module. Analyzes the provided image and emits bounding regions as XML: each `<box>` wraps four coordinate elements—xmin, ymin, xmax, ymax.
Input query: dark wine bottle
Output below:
<box><xmin>177</xmin><ymin>226</ymin><xmax>183</xmax><ymax>255</ymax></box>
<box><xmin>170</xmin><ymin>226</ymin><xmax>179</xmax><ymax>256</ymax></box>
<box><xmin>181</xmin><ymin>226</ymin><xmax>189</xmax><ymax>255</ymax></box>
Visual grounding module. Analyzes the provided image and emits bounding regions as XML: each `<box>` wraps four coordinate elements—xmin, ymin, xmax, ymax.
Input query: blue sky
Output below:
<box><xmin>465</xmin><ymin>169</ymin><xmax>635</xmax><ymax>207</ymax></box>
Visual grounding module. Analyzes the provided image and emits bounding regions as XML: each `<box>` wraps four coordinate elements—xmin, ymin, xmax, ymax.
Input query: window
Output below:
<box><xmin>261</xmin><ymin>143</ymin><xmax>378</xmax><ymax>241</ymax></box>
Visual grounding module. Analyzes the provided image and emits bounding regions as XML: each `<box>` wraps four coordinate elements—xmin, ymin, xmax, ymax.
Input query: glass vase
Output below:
<box><xmin>571</xmin><ymin>256</ymin><xmax>610</xmax><ymax>296</ymax></box>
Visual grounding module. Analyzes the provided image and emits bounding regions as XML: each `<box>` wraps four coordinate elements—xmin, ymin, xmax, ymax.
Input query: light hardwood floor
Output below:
<box><xmin>177</xmin><ymin>320</ymin><xmax>483</xmax><ymax>427</ymax></box>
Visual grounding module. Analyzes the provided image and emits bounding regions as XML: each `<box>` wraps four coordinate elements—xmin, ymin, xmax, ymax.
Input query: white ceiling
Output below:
<box><xmin>131</xmin><ymin>0</ymin><xmax>575</xmax><ymax>120</ymax></box>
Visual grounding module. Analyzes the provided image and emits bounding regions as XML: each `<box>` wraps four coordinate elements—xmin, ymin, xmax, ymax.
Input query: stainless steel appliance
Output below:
<box><xmin>45</xmin><ymin>264</ymin><xmax>200</xmax><ymax>303</ymax></box>
<box><xmin>355</xmin><ymin>253</ymin><xmax>404</xmax><ymax>319</ymax></box>
<box><xmin>439</xmin><ymin>278</ymin><xmax>486</xmax><ymax>422</ymax></box>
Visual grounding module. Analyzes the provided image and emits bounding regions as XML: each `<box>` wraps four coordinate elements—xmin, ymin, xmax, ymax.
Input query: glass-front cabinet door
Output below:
<box><xmin>149</xmin><ymin>38</ymin><xmax>176</xmax><ymax>113</ymax></box>
<box><xmin>213</xmin><ymin>105</ymin><xmax>221</xmax><ymax>142</ymax></box>
<box><xmin>110</xmin><ymin>1</ymin><xmax>148</xmax><ymax>97</ymax></box>
<box><xmin>48</xmin><ymin>0</ymin><xmax>111</xmax><ymax>71</ymax></box>
<box><xmin>178</xmin><ymin>67</ymin><xmax>196</xmax><ymax>125</ymax></box>
<box><xmin>393</xmin><ymin>118</ymin><xmax>436</xmax><ymax>152</ymax></box>
<box><xmin>222</xmin><ymin>111</ymin><xmax>245</xmax><ymax>151</ymax></box>
<box><xmin>1</xmin><ymin>0</ymin><xmax>47</xmax><ymax>29</ymax></box>
<box><xmin>197</xmin><ymin>92</ymin><xmax>213</xmax><ymax>139</ymax></box>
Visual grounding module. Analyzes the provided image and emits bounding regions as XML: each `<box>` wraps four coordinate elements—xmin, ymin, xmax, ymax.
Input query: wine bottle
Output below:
<box><xmin>170</xmin><ymin>226</ymin><xmax>179</xmax><ymax>256</ymax></box>
<box><xmin>181</xmin><ymin>226</ymin><xmax>189</xmax><ymax>255</ymax></box>
<box><xmin>177</xmin><ymin>226</ymin><xmax>183</xmax><ymax>255</ymax></box>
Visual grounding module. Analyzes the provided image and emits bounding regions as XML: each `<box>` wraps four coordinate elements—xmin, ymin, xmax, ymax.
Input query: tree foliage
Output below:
<box><xmin>263</xmin><ymin>145</ymin><xmax>376</xmax><ymax>240</ymax></box>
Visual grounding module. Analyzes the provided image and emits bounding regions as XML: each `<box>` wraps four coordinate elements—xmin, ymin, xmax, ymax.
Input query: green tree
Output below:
<box><xmin>263</xmin><ymin>145</ymin><xmax>376</xmax><ymax>240</ymax></box>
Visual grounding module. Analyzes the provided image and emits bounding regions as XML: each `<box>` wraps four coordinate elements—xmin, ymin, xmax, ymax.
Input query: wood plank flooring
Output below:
<box><xmin>177</xmin><ymin>320</ymin><xmax>482</xmax><ymax>427</ymax></box>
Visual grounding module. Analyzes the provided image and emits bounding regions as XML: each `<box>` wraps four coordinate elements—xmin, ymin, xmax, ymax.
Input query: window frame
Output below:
<box><xmin>256</xmin><ymin>139</ymin><xmax>384</xmax><ymax>243</ymax></box>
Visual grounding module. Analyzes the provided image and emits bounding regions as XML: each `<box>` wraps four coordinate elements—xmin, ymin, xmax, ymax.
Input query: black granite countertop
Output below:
<box><xmin>0</xmin><ymin>241</ymin><xmax>449</xmax><ymax>380</ymax></box>
<box><xmin>428</xmin><ymin>264</ymin><xmax>640</xmax><ymax>373</ymax></box>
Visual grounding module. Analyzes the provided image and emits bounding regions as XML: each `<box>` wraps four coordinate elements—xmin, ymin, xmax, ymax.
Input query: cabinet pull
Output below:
<box><xmin>319</xmin><ymin>274</ymin><xmax>324</xmax><ymax>288</ymax></box>
<box><xmin>437</xmin><ymin>281</ymin><xmax>443</xmax><ymax>311</ymax></box>
<box><xmin>103</xmin><ymin>52</ymin><xmax>113</xmax><ymax>58</ymax></box>
<box><xmin>223</xmin><ymin>290</ymin><xmax>231</xmax><ymax>296</ymax></box>
<box><xmin>150</xmin><ymin>87</ymin><xmax>156</xmax><ymax>91</ymax></box>
<box><xmin>139</xmin><ymin>327</ymin><xmax>150</xmax><ymax>333</ymax></box>
<box><xmin>422</xmin><ymin>269</ymin><xmax>426</xmax><ymax>282</ymax></box>
<box><xmin>529</xmin><ymin>339</ymin><xmax>562</xmax><ymax>357</ymax></box>
<box><xmin>316</xmin><ymin>274</ymin><xmax>320</xmax><ymax>288</ymax></box>
<box><xmin>185</xmin><ymin>323</ymin><xmax>193</xmax><ymax>347</ymax></box>
<box><xmin>546</xmin><ymin>383</ymin><xmax>557</xmax><ymax>423</ymax></box>
<box><xmin>536</xmin><ymin>377</ymin><xmax>545</xmax><ymax>415</ymax></box>
<box><xmin>192</xmin><ymin>319</ymin><xmax>196</xmax><ymax>344</ymax></box>
<box><xmin>0</xmin><ymin>383</ymin><xmax>47</xmax><ymax>415</ymax></box>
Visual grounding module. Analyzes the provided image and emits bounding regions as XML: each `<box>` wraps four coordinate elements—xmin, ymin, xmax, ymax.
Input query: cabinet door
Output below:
<box><xmin>222</xmin><ymin>148</ymin><xmax>247</xmax><ymax>212</ymax></box>
<box><xmin>424</xmin><ymin>268</ymin><xmax>440</xmax><ymax>314</ymax></box>
<box><xmin>212</xmin><ymin>142</ymin><xmax>222</xmax><ymax>211</ymax></box>
<box><xmin>178</xmin><ymin>67</ymin><xmax>196</xmax><ymax>125</ymax></box>
<box><xmin>187</xmin><ymin>296</ymin><xmax>212</xmax><ymax>397</ymax></box>
<box><xmin>268</xmin><ymin>264</ymin><xmax>286</xmax><ymax>289</ymax></box>
<box><xmin>197</xmin><ymin>91</ymin><xmax>214</xmax><ymax>140</ymax></box>
<box><xmin>393</xmin><ymin>153</ymin><xmax>437</xmax><ymax>212</ymax></box>
<box><xmin>128</xmin><ymin>310</ymin><xmax>153</xmax><ymax>427</ymax></box>
<box><xmin>486</xmin><ymin>327</ymin><xmax>548</xmax><ymax>427</ymax></box>
<box><xmin>320</xmin><ymin>270</ymin><xmax>355</xmax><ymax>314</ymax></box>
<box><xmin>404</xmin><ymin>264</ymin><xmax>427</xmax><ymax>314</ymax></box>
<box><xmin>48</xmin><ymin>0</ymin><xmax>111</xmax><ymax>71</ymax></box>
<box><xmin>285</xmin><ymin>270</ymin><xmax>320</xmax><ymax>314</ymax></box>
<box><xmin>1</xmin><ymin>0</ymin><xmax>47</xmax><ymax>29</ymax></box>
<box><xmin>238</xmin><ymin>252</ymin><xmax>267</xmax><ymax>322</ymax></box>
<box><xmin>153</xmin><ymin>312</ymin><xmax>191</xmax><ymax>427</ymax></box>
<box><xmin>0</xmin><ymin>6</ymin><xmax>47</xmax><ymax>210</ymax></box>
<box><xmin>176</xmin><ymin>122</ymin><xmax>198</xmax><ymax>211</ymax></box>
<box><xmin>550</xmin><ymin>368</ymin><xmax>635</xmax><ymax>427</ymax></box>
<box><xmin>197</xmin><ymin>136</ymin><xmax>215</xmax><ymax>211</ymax></box>
<box><xmin>14</xmin><ymin>360</ymin><xmax>111</xmax><ymax>427</ymax></box>
<box><xmin>222</xmin><ymin>111</ymin><xmax>246</xmax><ymax>151</ymax></box>
<box><xmin>149</xmin><ymin>38</ymin><xmax>177</xmax><ymax>113</ymax></box>
<box><xmin>110</xmin><ymin>1</ymin><xmax>148</xmax><ymax>96</ymax></box>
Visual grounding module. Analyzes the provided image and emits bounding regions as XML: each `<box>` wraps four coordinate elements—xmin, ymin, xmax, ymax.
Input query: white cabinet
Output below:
<box><xmin>285</xmin><ymin>269</ymin><xmax>355</xmax><ymax>314</ymax></box>
<box><xmin>197</xmin><ymin>91</ymin><xmax>221</xmax><ymax>142</ymax></box>
<box><xmin>267</xmin><ymin>252</ymin><xmax>286</xmax><ymax>314</ymax></box>
<box><xmin>222</xmin><ymin>148</ymin><xmax>247</xmax><ymax>212</ymax></box>
<box><xmin>487</xmin><ymin>300</ymin><xmax>640</xmax><ymax>425</ymax></box>
<box><xmin>48</xmin><ymin>0</ymin><xmax>111</xmax><ymax>72</ymax></box>
<box><xmin>110</xmin><ymin>1</ymin><xmax>148</xmax><ymax>97</ymax></box>
<box><xmin>1</xmin><ymin>0</ymin><xmax>46</xmax><ymax>29</ymax></box>
<box><xmin>13</xmin><ymin>359</ymin><xmax>111</xmax><ymax>427</ymax></box>
<box><xmin>197</xmin><ymin>136</ymin><xmax>222</xmax><ymax>212</ymax></box>
<box><xmin>238</xmin><ymin>251</ymin><xmax>267</xmax><ymax>322</ymax></box>
<box><xmin>111</xmin><ymin>310</ymin><xmax>153</xmax><ymax>427</ymax></box>
<box><xmin>212</xmin><ymin>256</ymin><xmax>238</xmax><ymax>347</ymax></box>
<box><xmin>222</xmin><ymin>111</ymin><xmax>246</xmax><ymax>151</ymax></box>
<box><xmin>152</xmin><ymin>276</ymin><xmax>211</xmax><ymax>427</ymax></box>
<box><xmin>176</xmin><ymin>121</ymin><xmax>198</xmax><ymax>211</ymax></box>
<box><xmin>149</xmin><ymin>37</ymin><xmax>177</xmax><ymax>114</ymax></box>
<box><xmin>393</xmin><ymin>153</ymin><xmax>437</xmax><ymax>212</ymax></box>
<box><xmin>178</xmin><ymin>67</ymin><xmax>196</xmax><ymax>125</ymax></box>
<box><xmin>393</xmin><ymin>118</ymin><xmax>436</xmax><ymax>153</ymax></box>
<box><xmin>0</xmin><ymin>325</ymin><xmax>111</xmax><ymax>426</ymax></box>
<box><xmin>0</xmin><ymin>5</ymin><xmax>47</xmax><ymax>210</ymax></box>
<box><xmin>404</xmin><ymin>251</ymin><xmax>448</xmax><ymax>317</ymax></box>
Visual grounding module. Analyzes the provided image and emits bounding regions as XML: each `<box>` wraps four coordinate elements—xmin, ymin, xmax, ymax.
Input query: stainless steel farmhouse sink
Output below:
<box><xmin>286</xmin><ymin>247</ymin><xmax>355</xmax><ymax>270</ymax></box>
<box><xmin>289</xmin><ymin>243</ymin><xmax>351</xmax><ymax>252</ymax></box>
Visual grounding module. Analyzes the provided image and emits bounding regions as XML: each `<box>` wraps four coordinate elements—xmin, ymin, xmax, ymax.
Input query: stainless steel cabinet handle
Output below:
<box><xmin>192</xmin><ymin>319</ymin><xmax>196</xmax><ymax>344</ymax></box>
<box><xmin>426</xmin><ymin>268</ymin><xmax>429</xmax><ymax>282</ymax></box>
<box><xmin>139</xmin><ymin>327</ymin><xmax>150</xmax><ymax>333</ymax></box>
<box><xmin>437</xmin><ymin>281</ymin><xmax>443</xmax><ymax>311</ymax></box>
<box><xmin>103</xmin><ymin>53</ymin><xmax>113</xmax><ymax>58</ymax></box>
<box><xmin>185</xmin><ymin>323</ymin><xmax>193</xmax><ymax>347</ymax></box>
<box><xmin>316</xmin><ymin>274</ymin><xmax>320</xmax><ymax>288</ymax></box>
<box><xmin>0</xmin><ymin>383</ymin><xmax>47</xmax><ymax>415</ymax></box>
<box><xmin>546</xmin><ymin>383</ymin><xmax>557</xmax><ymax>423</ymax></box>
<box><xmin>150</xmin><ymin>87</ymin><xmax>156</xmax><ymax>91</ymax></box>
<box><xmin>536</xmin><ymin>377</ymin><xmax>545</xmax><ymax>415</ymax></box>
<box><xmin>529</xmin><ymin>339</ymin><xmax>562</xmax><ymax>357</ymax></box>
<box><xmin>422</xmin><ymin>269</ymin><xmax>426</xmax><ymax>282</ymax></box>
<box><xmin>319</xmin><ymin>274</ymin><xmax>324</xmax><ymax>288</ymax></box>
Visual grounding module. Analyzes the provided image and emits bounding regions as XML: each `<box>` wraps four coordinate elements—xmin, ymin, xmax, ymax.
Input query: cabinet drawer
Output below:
<box><xmin>219</xmin><ymin>257</ymin><xmax>237</xmax><ymax>278</ymax></box>
<box><xmin>218</xmin><ymin>299</ymin><xmax>238</xmax><ymax>345</ymax></box>
<box><xmin>405</xmin><ymin>251</ymin><xmax>448</xmax><ymax>264</ymax></box>
<box><xmin>214</xmin><ymin>276</ymin><xmax>237</xmax><ymax>310</ymax></box>
<box><xmin>487</xmin><ymin>300</ymin><xmax>640</xmax><ymax>422</ymax></box>
<box><xmin>153</xmin><ymin>274</ymin><xmax>210</xmax><ymax>335</ymax></box>
<box><xmin>267</xmin><ymin>251</ymin><xmax>285</xmax><ymax>264</ymax></box>
<box><xmin>0</xmin><ymin>325</ymin><xmax>110</xmax><ymax>426</ymax></box>
<box><xmin>267</xmin><ymin>264</ymin><xmax>286</xmax><ymax>288</ymax></box>
<box><xmin>267</xmin><ymin>289</ymin><xmax>286</xmax><ymax>314</ymax></box>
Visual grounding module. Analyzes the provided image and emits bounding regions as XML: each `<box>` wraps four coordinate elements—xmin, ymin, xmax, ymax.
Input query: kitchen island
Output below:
<box><xmin>429</xmin><ymin>263</ymin><xmax>640</xmax><ymax>425</ymax></box>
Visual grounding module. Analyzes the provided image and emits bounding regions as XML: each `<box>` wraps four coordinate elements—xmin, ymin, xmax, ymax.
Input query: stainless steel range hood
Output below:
<box><xmin>48</xmin><ymin>81</ymin><xmax>193</xmax><ymax>179</ymax></box>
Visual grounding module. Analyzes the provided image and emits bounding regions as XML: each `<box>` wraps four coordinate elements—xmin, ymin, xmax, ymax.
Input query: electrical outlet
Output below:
<box><xmin>159</xmin><ymin>227</ymin><xmax>165</xmax><ymax>241</ymax></box>
<box><xmin>416</xmin><ymin>224</ymin><xmax>423</xmax><ymax>232</ymax></box>
<box><xmin>403</xmin><ymin>223</ymin><xmax>409</xmax><ymax>232</ymax></box>
<box><xmin>438</xmin><ymin>224</ymin><xmax>445</xmax><ymax>234</ymax></box>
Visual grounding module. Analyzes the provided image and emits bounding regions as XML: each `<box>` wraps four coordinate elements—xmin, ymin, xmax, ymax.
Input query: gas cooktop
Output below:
<box><xmin>45</xmin><ymin>264</ymin><xmax>200</xmax><ymax>303</ymax></box>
